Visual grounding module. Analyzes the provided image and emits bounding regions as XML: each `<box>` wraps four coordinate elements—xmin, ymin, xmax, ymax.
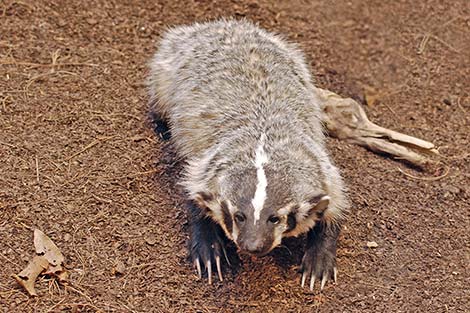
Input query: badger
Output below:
<box><xmin>147</xmin><ymin>19</ymin><xmax>349</xmax><ymax>291</ymax></box>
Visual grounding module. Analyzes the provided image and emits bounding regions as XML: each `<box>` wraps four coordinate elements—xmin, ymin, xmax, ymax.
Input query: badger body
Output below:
<box><xmin>148</xmin><ymin>19</ymin><xmax>348</xmax><ymax>289</ymax></box>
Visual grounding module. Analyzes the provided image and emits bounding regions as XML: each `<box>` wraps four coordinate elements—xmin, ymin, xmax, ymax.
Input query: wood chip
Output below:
<box><xmin>112</xmin><ymin>260</ymin><xmax>126</xmax><ymax>275</ymax></box>
<box><xmin>317</xmin><ymin>88</ymin><xmax>439</xmax><ymax>166</ymax></box>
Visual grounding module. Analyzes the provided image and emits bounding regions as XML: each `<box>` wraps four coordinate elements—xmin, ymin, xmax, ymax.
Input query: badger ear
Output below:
<box><xmin>194</xmin><ymin>191</ymin><xmax>216</xmax><ymax>210</ymax></box>
<box><xmin>307</xmin><ymin>194</ymin><xmax>330</xmax><ymax>217</ymax></box>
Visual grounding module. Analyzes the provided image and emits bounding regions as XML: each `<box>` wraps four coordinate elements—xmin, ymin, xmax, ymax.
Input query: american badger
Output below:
<box><xmin>147</xmin><ymin>19</ymin><xmax>349</xmax><ymax>290</ymax></box>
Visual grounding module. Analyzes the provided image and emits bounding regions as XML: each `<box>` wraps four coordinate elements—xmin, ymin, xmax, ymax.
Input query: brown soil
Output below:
<box><xmin>1</xmin><ymin>1</ymin><xmax>469</xmax><ymax>312</ymax></box>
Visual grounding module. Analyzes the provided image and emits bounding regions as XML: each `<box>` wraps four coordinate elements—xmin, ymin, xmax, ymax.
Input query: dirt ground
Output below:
<box><xmin>1</xmin><ymin>0</ymin><xmax>469</xmax><ymax>312</ymax></box>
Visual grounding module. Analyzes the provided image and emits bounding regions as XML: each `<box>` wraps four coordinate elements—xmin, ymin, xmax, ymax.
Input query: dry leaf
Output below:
<box><xmin>12</xmin><ymin>255</ymin><xmax>49</xmax><ymax>296</ymax></box>
<box><xmin>34</xmin><ymin>229</ymin><xmax>65</xmax><ymax>275</ymax></box>
<box><xmin>13</xmin><ymin>229</ymin><xmax>68</xmax><ymax>296</ymax></box>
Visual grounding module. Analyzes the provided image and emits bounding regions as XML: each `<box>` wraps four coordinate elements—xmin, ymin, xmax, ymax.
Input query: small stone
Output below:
<box><xmin>63</xmin><ymin>233</ymin><xmax>71</xmax><ymax>242</ymax></box>
<box><xmin>366</xmin><ymin>241</ymin><xmax>378</xmax><ymax>248</ymax></box>
<box><xmin>145</xmin><ymin>236</ymin><xmax>156</xmax><ymax>246</ymax></box>
<box><xmin>86</xmin><ymin>18</ymin><xmax>98</xmax><ymax>25</ymax></box>
<box><xmin>112</xmin><ymin>260</ymin><xmax>126</xmax><ymax>275</ymax></box>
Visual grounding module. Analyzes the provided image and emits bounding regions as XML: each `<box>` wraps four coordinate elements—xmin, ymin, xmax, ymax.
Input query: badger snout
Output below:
<box><xmin>239</xmin><ymin>238</ymin><xmax>272</xmax><ymax>256</ymax></box>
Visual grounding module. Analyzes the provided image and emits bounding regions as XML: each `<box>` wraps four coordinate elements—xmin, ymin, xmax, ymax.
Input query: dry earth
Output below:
<box><xmin>1</xmin><ymin>0</ymin><xmax>469</xmax><ymax>312</ymax></box>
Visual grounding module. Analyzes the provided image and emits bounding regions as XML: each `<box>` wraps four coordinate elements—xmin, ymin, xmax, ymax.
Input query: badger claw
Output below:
<box><xmin>300</xmin><ymin>224</ymin><xmax>340</xmax><ymax>292</ymax></box>
<box><xmin>300</xmin><ymin>247</ymin><xmax>337</xmax><ymax>292</ymax></box>
<box><xmin>207</xmin><ymin>260</ymin><xmax>212</xmax><ymax>285</ymax></box>
<box><xmin>195</xmin><ymin>258</ymin><xmax>202</xmax><ymax>279</ymax></box>
<box><xmin>309</xmin><ymin>274</ymin><xmax>316</xmax><ymax>291</ymax></box>
<box><xmin>215</xmin><ymin>255</ymin><xmax>223</xmax><ymax>282</ymax></box>
<box><xmin>189</xmin><ymin>216</ymin><xmax>229</xmax><ymax>284</ymax></box>
<box><xmin>300</xmin><ymin>267</ymin><xmax>334</xmax><ymax>291</ymax></box>
<box><xmin>320</xmin><ymin>274</ymin><xmax>328</xmax><ymax>290</ymax></box>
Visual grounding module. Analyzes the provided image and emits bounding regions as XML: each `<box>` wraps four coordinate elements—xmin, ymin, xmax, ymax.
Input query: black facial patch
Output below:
<box><xmin>285</xmin><ymin>205</ymin><xmax>298</xmax><ymax>233</ymax></box>
<box><xmin>307</xmin><ymin>194</ymin><xmax>326</xmax><ymax>206</ymax></box>
<box><xmin>198</xmin><ymin>192</ymin><xmax>214</xmax><ymax>202</ymax></box>
<box><xmin>220</xmin><ymin>201</ymin><xmax>233</xmax><ymax>234</ymax></box>
<box><xmin>194</xmin><ymin>192</ymin><xmax>215</xmax><ymax>212</ymax></box>
<box><xmin>307</xmin><ymin>194</ymin><xmax>328</xmax><ymax>219</ymax></box>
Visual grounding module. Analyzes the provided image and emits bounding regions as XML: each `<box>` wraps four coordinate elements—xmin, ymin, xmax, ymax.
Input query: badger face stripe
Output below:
<box><xmin>251</xmin><ymin>134</ymin><xmax>269</xmax><ymax>224</ymax></box>
<box><xmin>220</xmin><ymin>201</ymin><xmax>233</xmax><ymax>234</ymax></box>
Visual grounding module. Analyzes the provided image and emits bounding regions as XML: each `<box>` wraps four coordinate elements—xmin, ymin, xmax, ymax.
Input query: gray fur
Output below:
<box><xmin>147</xmin><ymin>19</ymin><xmax>349</xmax><ymax>283</ymax></box>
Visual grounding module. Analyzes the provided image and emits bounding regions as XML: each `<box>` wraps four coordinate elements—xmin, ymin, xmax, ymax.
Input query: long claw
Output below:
<box><xmin>215</xmin><ymin>256</ymin><xmax>223</xmax><ymax>282</ymax></box>
<box><xmin>320</xmin><ymin>275</ymin><xmax>328</xmax><ymax>290</ymax></box>
<box><xmin>301</xmin><ymin>272</ymin><xmax>307</xmax><ymax>288</ymax></box>
<box><xmin>221</xmin><ymin>245</ymin><xmax>231</xmax><ymax>267</ymax></box>
<box><xmin>333</xmin><ymin>267</ymin><xmax>337</xmax><ymax>283</ymax></box>
<box><xmin>195</xmin><ymin>258</ymin><xmax>202</xmax><ymax>279</ymax></box>
<box><xmin>309</xmin><ymin>273</ymin><xmax>315</xmax><ymax>291</ymax></box>
<box><xmin>207</xmin><ymin>260</ymin><xmax>212</xmax><ymax>285</ymax></box>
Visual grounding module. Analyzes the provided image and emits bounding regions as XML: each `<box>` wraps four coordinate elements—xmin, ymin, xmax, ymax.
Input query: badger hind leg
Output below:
<box><xmin>187</xmin><ymin>201</ymin><xmax>229</xmax><ymax>284</ymax></box>
<box><xmin>300</xmin><ymin>221</ymin><xmax>340</xmax><ymax>291</ymax></box>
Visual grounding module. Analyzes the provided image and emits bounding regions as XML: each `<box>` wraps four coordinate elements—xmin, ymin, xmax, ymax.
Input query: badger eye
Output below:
<box><xmin>234</xmin><ymin>212</ymin><xmax>246</xmax><ymax>223</ymax></box>
<box><xmin>268</xmin><ymin>215</ymin><xmax>280</xmax><ymax>224</ymax></box>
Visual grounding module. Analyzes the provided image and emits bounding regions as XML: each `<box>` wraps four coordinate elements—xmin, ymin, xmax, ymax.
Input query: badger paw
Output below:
<box><xmin>190</xmin><ymin>219</ymin><xmax>229</xmax><ymax>284</ymax></box>
<box><xmin>299</xmin><ymin>222</ymin><xmax>340</xmax><ymax>291</ymax></box>
<box><xmin>300</xmin><ymin>248</ymin><xmax>337</xmax><ymax>291</ymax></box>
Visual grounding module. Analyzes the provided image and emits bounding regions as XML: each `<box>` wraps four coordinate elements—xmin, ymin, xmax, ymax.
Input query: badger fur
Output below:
<box><xmin>147</xmin><ymin>19</ymin><xmax>349</xmax><ymax>290</ymax></box>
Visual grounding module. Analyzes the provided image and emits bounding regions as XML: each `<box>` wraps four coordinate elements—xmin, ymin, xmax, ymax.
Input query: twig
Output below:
<box><xmin>45</xmin><ymin>298</ymin><xmax>66</xmax><ymax>313</ymax></box>
<box><xmin>25</xmin><ymin>71</ymin><xmax>78</xmax><ymax>92</ymax></box>
<box><xmin>47</xmin><ymin>302</ymin><xmax>103</xmax><ymax>312</ymax></box>
<box><xmin>417</xmin><ymin>34</ymin><xmax>430</xmax><ymax>54</ymax></box>
<box><xmin>35</xmin><ymin>156</ymin><xmax>39</xmax><ymax>184</ymax></box>
<box><xmin>430</xmin><ymin>34</ymin><xmax>460</xmax><ymax>53</ymax></box>
<box><xmin>64</xmin><ymin>284</ymin><xmax>93</xmax><ymax>303</ymax></box>
<box><xmin>0</xmin><ymin>252</ymin><xmax>17</xmax><ymax>266</ymax></box>
<box><xmin>1</xmin><ymin>94</ymin><xmax>11</xmax><ymax>110</ymax></box>
<box><xmin>64</xmin><ymin>136</ymin><xmax>115</xmax><ymax>161</ymax></box>
<box><xmin>0</xmin><ymin>60</ymin><xmax>98</xmax><ymax>68</ymax></box>
<box><xmin>397</xmin><ymin>165</ymin><xmax>450</xmax><ymax>181</ymax></box>
<box><xmin>0</xmin><ymin>141</ymin><xmax>16</xmax><ymax>148</ymax></box>
<box><xmin>85</xmin><ymin>109</ymin><xmax>141</xmax><ymax>121</ymax></box>
<box><xmin>227</xmin><ymin>300</ymin><xmax>260</xmax><ymax>307</ymax></box>
<box><xmin>128</xmin><ymin>262</ymin><xmax>161</xmax><ymax>270</ymax></box>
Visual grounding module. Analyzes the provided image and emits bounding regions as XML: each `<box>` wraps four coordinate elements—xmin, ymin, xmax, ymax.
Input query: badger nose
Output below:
<box><xmin>244</xmin><ymin>240</ymin><xmax>264</xmax><ymax>255</ymax></box>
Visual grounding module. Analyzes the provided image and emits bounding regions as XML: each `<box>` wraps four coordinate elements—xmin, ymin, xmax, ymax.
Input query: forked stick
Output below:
<box><xmin>316</xmin><ymin>88</ymin><xmax>439</xmax><ymax>165</ymax></box>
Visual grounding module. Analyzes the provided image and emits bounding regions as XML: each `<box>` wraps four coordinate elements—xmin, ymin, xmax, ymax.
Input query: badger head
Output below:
<box><xmin>188</xmin><ymin>135</ymin><xmax>345</xmax><ymax>257</ymax></box>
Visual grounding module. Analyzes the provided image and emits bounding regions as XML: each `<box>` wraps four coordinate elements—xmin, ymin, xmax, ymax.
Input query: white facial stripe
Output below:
<box><xmin>232</xmin><ymin>224</ymin><xmax>239</xmax><ymax>241</ymax></box>
<box><xmin>252</xmin><ymin>134</ymin><xmax>269</xmax><ymax>224</ymax></box>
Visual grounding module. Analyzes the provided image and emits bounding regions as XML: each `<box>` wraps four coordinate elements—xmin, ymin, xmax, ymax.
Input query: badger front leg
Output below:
<box><xmin>187</xmin><ymin>201</ymin><xmax>228</xmax><ymax>284</ymax></box>
<box><xmin>300</xmin><ymin>221</ymin><xmax>340</xmax><ymax>291</ymax></box>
